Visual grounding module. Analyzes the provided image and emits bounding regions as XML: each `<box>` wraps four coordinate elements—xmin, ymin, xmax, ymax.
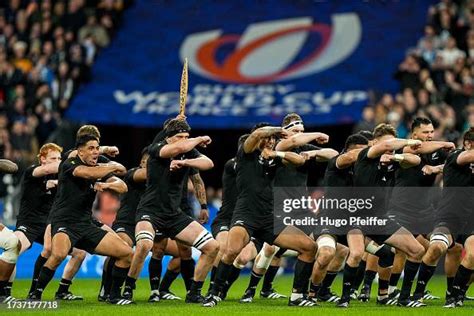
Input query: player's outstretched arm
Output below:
<box><xmin>159</xmin><ymin>136</ymin><xmax>211</xmax><ymax>158</ymax></box>
<box><xmin>381</xmin><ymin>153</ymin><xmax>421</xmax><ymax>168</ymax></box>
<box><xmin>302</xmin><ymin>148</ymin><xmax>338</xmax><ymax>162</ymax></box>
<box><xmin>244</xmin><ymin>127</ymin><xmax>287</xmax><ymax>153</ymax></box>
<box><xmin>73</xmin><ymin>162</ymin><xmax>126</xmax><ymax>180</ymax></box>
<box><xmin>336</xmin><ymin>148</ymin><xmax>364</xmax><ymax>169</ymax></box>
<box><xmin>368</xmin><ymin>139</ymin><xmax>422</xmax><ymax>159</ymax></box>
<box><xmin>275</xmin><ymin>132</ymin><xmax>329</xmax><ymax>151</ymax></box>
<box><xmin>0</xmin><ymin>159</ymin><xmax>18</xmax><ymax>174</ymax></box>
<box><xmin>32</xmin><ymin>162</ymin><xmax>60</xmax><ymax>177</ymax></box>
<box><xmin>170</xmin><ymin>155</ymin><xmax>214</xmax><ymax>171</ymax></box>
<box><xmin>403</xmin><ymin>141</ymin><xmax>455</xmax><ymax>154</ymax></box>
<box><xmin>94</xmin><ymin>176</ymin><xmax>128</xmax><ymax>194</ymax></box>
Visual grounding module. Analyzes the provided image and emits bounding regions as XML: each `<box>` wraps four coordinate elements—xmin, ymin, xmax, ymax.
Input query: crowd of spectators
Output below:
<box><xmin>0</xmin><ymin>0</ymin><xmax>132</xmax><ymax>222</ymax></box>
<box><xmin>354</xmin><ymin>0</ymin><xmax>474</xmax><ymax>144</ymax></box>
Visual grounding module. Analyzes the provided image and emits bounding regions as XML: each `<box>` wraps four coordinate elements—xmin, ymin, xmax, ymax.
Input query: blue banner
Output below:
<box><xmin>67</xmin><ymin>0</ymin><xmax>434</xmax><ymax>128</ymax></box>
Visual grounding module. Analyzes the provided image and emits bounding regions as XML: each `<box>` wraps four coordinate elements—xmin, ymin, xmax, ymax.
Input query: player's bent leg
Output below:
<box><xmin>0</xmin><ymin>226</ymin><xmax>19</xmax><ymax>302</ymax></box>
<box><xmin>384</xmin><ymin>227</ymin><xmax>425</xmax><ymax>262</ymax></box>
<box><xmin>55</xmin><ymin>248</ymin><xmax>86</xmax><ymax>301</ymax></box>
<box><xmin>309</xmin><ymin>235</ymin><xmax>336</xmax><ymax>302</ymax></box>
<box><xmin>29</xmin><ymin>233</ymin><xmax>72</xmax><ymax>300</ymax></box>
<box><xmin>273</xmin><ymin>225</ymin><xmax>317</xmax><ymax>307</ymax></box>
<box><xmin>28</xmin><ymin>225</ymin><xmax>51</xmax><ymax>297</ymax></box>
<box><xmin>177</xmin><ymin>241</ymin><xmax>195</xmax><ymax>291</ymax></box>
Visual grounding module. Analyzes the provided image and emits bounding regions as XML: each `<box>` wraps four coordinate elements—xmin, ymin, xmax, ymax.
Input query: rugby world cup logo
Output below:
<box><xmin>180</xmin><ymin>14</ymin><xmax>361</xmax><ymax>84</ymax></box>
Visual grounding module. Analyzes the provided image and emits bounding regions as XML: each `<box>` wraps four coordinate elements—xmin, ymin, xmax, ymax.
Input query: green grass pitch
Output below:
<box><xmin>5</xmin><ymin>275</ymin><xmax>474</xmax><ymax>315</ymax></box>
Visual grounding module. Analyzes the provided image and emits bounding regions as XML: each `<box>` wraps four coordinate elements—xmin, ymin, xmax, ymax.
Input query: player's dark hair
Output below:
<box><xmin>345</xmin><ymin>134</ymin><xmax>369</xmax><ymax>150</ymax></box>
<box><xmin>141</xmin><ymin>146</ymin><xmax>149</xmax><ymax>157</ymax></box>
<box><xmin>373</xmin><ymin>123</ymin><xmax>397</xmax><ymax>139</ymax></box>
<box><xmin>165</xmin><ymin>118</ymin><xmax>191</xmax><ymax>137</ymax></box>
<box><xmin>463</xmin><ymin>127</ymin><xmax>474</xmax><ymax>143</ymax></box>
<box><xmin>250</xmin><ymin>122</ymin><xmax>271</xmax><ymax>133</ymax></box>
<box><xmin>358</xmin><ymin>130</ymin><xmax>374</xmax><ymax>141</ymax></box>
<box><xmin>411</xmin><ymin>117</ymin><xmax>432</xmax><ymax>131</ymax></box>
<box><xmin>75</xmin><ymin>134</ymin><xmax>99</xmax><ymax>148</ymax></box>
<box><xmin>76</xmin><ymin>125</ymin><xmax>100</xmax><ymax>140</ymax></box>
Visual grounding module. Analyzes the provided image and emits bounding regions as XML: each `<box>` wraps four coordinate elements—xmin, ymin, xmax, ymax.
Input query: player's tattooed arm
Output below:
<box><xmin>94</xmin><ymin>176</ymin><xmax>128</xmax><ymax>194</ymax></box>
<box><xmin>244</xmin><ymin>127</ymin><xmax>288</xmax><ymax>153</ymax></box>
<box><xmin>190</xmin><ymin>172</ymin><xmax>209</xmax><ymax>224</ymax></box>
<box><xmin>301</xmin><ymin>148</ymin><xmax>338</xmax><ymax>162</ymax></box>
<box><xmin>368</xmin><ymin>139</ymin><xmax>422</xmax><ymax>159</ymax></box>
<box><xmin>403</xmin><ymin>141</ymin><xmax>455</xmax><ymax>154</ymax></box>
<box><xmin>159</xmin><ymin>136</ymin><xmax>212</xmax><ymax>158</ymax></box>
<box><xmin>0</xmin><ymin>159</ymin><xmax>18</xmax><ymax>174</ymax></box>
<box><xmin>275</xmin><ymin>132</ymin><xmax>329</xmax><ymax>151</ymax></box>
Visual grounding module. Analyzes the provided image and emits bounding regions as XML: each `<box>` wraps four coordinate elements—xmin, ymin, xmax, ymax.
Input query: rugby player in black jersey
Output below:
<box><xmin>334</xmin><ymin>124</ymin><xmax>425</xmax><ymax>307</ymax></box>
<box><xmin>0</xmin><ymin>159</ymin><xmax>19</xmax><ymax>303</ymax></box>
<box><xmin>29</xmin><ymin>135</ymin><xmax>132</xmax><ymax>305</ymax></box>
<box><xmin>205</xmin><ymin>123</ymin><xmax>318</xmax><ymax>308</ymax></box>
<box><xmin>238</xmin><ymin>113</ymin><xmax>337</xmax><ymax>303</ymax></box>
<box><xmin>309</xmin><ymin>133</ymin><xmax>369</xmax><ymax>305</ymax></box>
<box><xmin>412</xmin><ymin>128</ymin><xmax>474</xmax><ymax>308</ymax></box>
<box><xmin>132</xmin><ymin>118</ymin><xmax>218</xmax><ymax>304</ymax></box>
<box><xmin>384</xmin><ymin>117</ymin><xmax>455</xmax><ymax>306</ymax></box>
<box><xmin>97</xmin><ymin>147</ymin><xmax>148</xmax><ymax>302</ymax></box>
<box><xmin>12</xmin><ymin>143</ymin><xmax>85</xmax><ymax>301</ymax></box>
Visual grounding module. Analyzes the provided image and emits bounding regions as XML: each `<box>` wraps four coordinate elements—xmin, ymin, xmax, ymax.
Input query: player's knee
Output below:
<box><xmin>263</xmin><ymin>245</ymin><xmax>276</xmax><ymax>257</ymax></box>
<box><xmin>349</xmin><ymin>249</ymin><xmax>364</xmax><ymax>263</ymax></box>
<box><xmin>74</xmin><ymin>249</ymin><xmax>87</xmax><ymax>261</ymax></box>
<box><xmin>49</xmin><ymin>252</ymin><xmax>67</xmax><ymax>267</ymax></box>
<box><xmin>41</xmin><ymin>246</ymin><xmax>51</xmax><ymax>258</ymax></box>
<box><xmin>225</xmin><ymin>245</ymin><xmax>242</xmax><ymax>262</ymax></box>
<box><xmin>336</xmin><ymin>245</ymin><xmax>349</xmax><ymax>260</ymax></box>
<box><xmin>410</xmin><ymin>244</ymin><xmax>425</xmax><ymax>261</ymax></box>
<box><xmin>317</xmin><ymin>247</ymin><xmax>336</xmax><ymax>268</ymax></box>
<box><xmin>201</xmin><ymin>239</ymin><xmax>219</xmax><ymax>258</ymax></box>
<box><xmin>135</xmin><ymin>240</ymin><xmax>152</xmax><ymax>257</ymax></box>
<box><xmin>300</xmin><ymin>239</ymin><xmax>317</xmax><ymax>257</ymax></box>
<box><xmin>0</xmin><ymin>228</ymin><xmax>19</xmax><ymax>264</ymax></box>
<box><xmin>428</xmin><ymin>242</ymin><xmax>446</xmax><ymax>261</ymax></box>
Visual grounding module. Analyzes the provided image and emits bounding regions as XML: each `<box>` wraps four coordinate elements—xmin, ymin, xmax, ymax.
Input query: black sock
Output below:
<box><xmin>103</xmin><ymin>257</ymin><xmax>116</xmax><ymax>296</ymax></box>
<box><xmin>159</xmin><ymin>269</ymin><xmax>179</xmax><ymax>292</ymax></box>
<box><xmin>378</xmin><ymin>279</ymin><xmax>389</xmax><ymax>296</ymax></box>
<box><xmin>190</xmin><ymin>280</ymin><xmax>204</xmax><ymax>295</ymax></box>
<box><xmin>389</xmin><ymin>273</ymin><xmax>402</xmax><ymax>287</ymax></box>
<box><xmin>5</xmin><ymin>282</ymin><xmax>12</xmax><ymax>296</ymax></box>
<box><xmin>57</xmin><ymin>278</ymin><xmax>72</xmax><ymax>294</ymax></box>
<box><xmin>208</xmin><ymin>266</ymin><xmax>217</xmax><ymax>293</ymax></box>
<box><xmin>399</xmin><ymin>260</ymin><xmax>420</xmax><ymax>300</ymax></box>
<box><xmin>125</xmin><ymin>276</ymin><xmax>136</xmax><ymax>289</ymax></box>
<box><xmin>0</xmin><ymin>281</ymin><xmax>7</xmax><ymax>296</ymax></box>
<box><xmin>29</xmin><ymin>255</ymin><xmax>48</xmax><ymax>294</ymax></box>
<box><xmin>212</xmin><ymin>261</ymin><xmax>232</xmax><ymax>295</ymax></box>
<box><xmin>292</xmin><ymin>259</ymin><xmax>314</xmax><ymax>294</ymax></box>
<box><xmin>110</xmin><ymin>266</ymin><xmax>128</xmax><ymax>299</ymax></box>
<box><xmin>363</xmin><ymin>270</ymin><xmax>377</xmax><ymax>288</ymax></box>
<box><xmin>148</xmin><ymin>258</ymin><xmax>162</xmax><ymax>291</ymax></box>
<box><xmin>447</xmin><ymin>277</ymin><xmax>454</xmax><ymax>294</ymax></box>
<box><xmin>262</xmin><ymin>265</ymin><xmax>279</xmax><ymax>292</ymax></box>
<box><xmin>309</xmin><ymin>282</ymin><xmax>321</xmax><ymax>297</ymax></box>
<box><xmin>452</xmin><ymin>265</ymin><xmax>474</xmax><ymax>298</ymax></box>
<box><xmin>342</xmin><ymin>264</ymin><xmax>358</xmax><ymax>299</ymax></box>
<box><xmin>319</xmin><ymin>271</ymin><xmax>338</xmax><ymax>295</ymax></box>
<box><xmin>225</xmin><ymin>266</ymin><xmax>242</xmax><ymax>292</ymax></box>
<box><xmin>246</xmin><ymin>271</ymin><xmax>263</xmax><ymax>292</ymax></box>
<box><xmin>352</xmin><ymin>260</ymin><xmax>366</xmax><ymax>291</ymax></box>
<box><xmin>36</xmin><ymin>266</ymin><xmax>56</xmax><ymax>294</ymax></box>
<box><xmin>180</xmin><ymin>259</ymin><xmax>195</xmax><ymax>291</ymax></box>
<box><xmin>413</xmin><ymin>262</ymin><xmax>436</xmax><ymax>299</ymax></box>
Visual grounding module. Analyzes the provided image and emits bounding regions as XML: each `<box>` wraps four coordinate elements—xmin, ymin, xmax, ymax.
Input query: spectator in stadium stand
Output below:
<box><xmin>79</xmin><ymin>15</ymin><xmax>110</xmax><ymax>48</ymax></box>
<box><xmin>438</xmin><ymin>37</ymin><xmax>466</xmax><ymax>68</ymax></box>
<box><xmin>353</xmin><ymin>106</ymin><xmax>376</xmax><ymax>133</ymax></box>
<box><xmin>51</xmin><ymin>62</ymin><xmax>74</xmax><ymax>114</ymax></box>
<box><xmin>394</xmin><ymin>54</ymin><xmax>422</xmax><ymax>92</ymax></box>
<box><xmin>417</xmin><ymin>25</ymin><xmax>442</xmax><ymax>51</ymax></box>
